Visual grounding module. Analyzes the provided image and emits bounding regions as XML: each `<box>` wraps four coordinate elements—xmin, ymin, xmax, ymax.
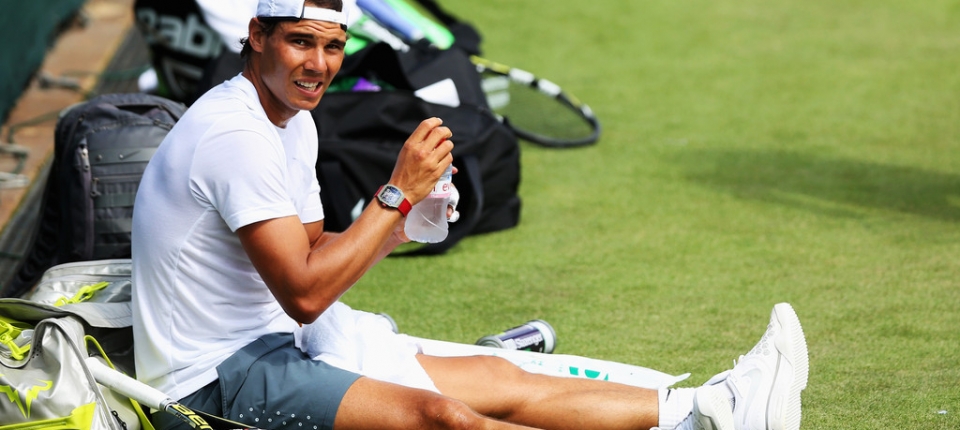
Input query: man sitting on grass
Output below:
<box><xmin>130</xmin><ymin>0</ymin><xmax>810</xmax><ymax>429</ymax></box>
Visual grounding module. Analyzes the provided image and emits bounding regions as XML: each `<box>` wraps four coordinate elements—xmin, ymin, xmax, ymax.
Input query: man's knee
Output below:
<box><xmin>418</xmin><ymin>396</ymin><xmax>485</xmax><ymax>430</ymax></box>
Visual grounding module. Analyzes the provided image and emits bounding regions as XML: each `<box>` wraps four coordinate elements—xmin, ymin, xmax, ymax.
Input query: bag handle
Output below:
<box><xmin>93</xmin><ymin>93</ymin><xmax>186</xmax><ymax>122</ymax></box>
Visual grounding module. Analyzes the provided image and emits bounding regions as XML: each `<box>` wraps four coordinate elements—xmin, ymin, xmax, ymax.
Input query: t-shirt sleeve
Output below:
<box><xmin>296</xmin><ymin>112</ymin><xmax>323</xmax><ymax>224</ymax></box>
<box><xmin>189</xmin><ymin>127</ymin><xmax>297</xmax><ymax>231</ymax></box>
<box><xmin>300</xmin><ymin>178</ymin><xmax>323</xmax><ymax>224</ymax></box>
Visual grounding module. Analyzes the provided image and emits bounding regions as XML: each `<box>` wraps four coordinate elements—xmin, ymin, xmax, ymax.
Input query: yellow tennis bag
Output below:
<box><xmin>0</xmin><ymin>259</ymin><xmax>149</xmax><ymax>430</ymax></box>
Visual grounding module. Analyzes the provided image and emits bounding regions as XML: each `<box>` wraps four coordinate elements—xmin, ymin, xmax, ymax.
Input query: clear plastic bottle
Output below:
<box><xmin>405</xmin><ymin>165</ymin><xmax>453</xmax><ymax>243</ymax></box>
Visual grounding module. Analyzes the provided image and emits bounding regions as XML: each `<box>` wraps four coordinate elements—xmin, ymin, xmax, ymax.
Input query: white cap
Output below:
<box><xmin>256</xmin><ymin>0</ymin><xmax>348</xmax><ymax>25</ymax></box>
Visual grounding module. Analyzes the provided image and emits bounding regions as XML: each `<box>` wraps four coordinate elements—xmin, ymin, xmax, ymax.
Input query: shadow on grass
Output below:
<box><xmin>675</xmin><ymin>149</ymin><xmax>960</xmax><ymax>222</ymax></box>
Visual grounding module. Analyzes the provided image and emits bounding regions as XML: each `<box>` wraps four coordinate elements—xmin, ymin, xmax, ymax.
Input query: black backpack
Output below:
<box><xmin>3</xmin><ymin>93</ymin><xmax>185</xmax><ymax>298</ymax></box>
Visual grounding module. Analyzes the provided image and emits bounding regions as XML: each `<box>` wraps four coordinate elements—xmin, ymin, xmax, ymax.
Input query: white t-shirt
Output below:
<box><xmin>131</xmin><ymin>74</ymin><xmax>323</xmax><ymax>400</ymax></box>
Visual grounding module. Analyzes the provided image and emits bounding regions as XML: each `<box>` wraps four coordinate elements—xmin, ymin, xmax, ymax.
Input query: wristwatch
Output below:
<box><xmin>375</xmin><ymin>184</ymin><xmax>412</xmax><ymax>217</ymax></box>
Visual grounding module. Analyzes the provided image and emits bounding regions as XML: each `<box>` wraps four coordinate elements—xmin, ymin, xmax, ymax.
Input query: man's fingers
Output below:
<box><xmin>426</xmin><ymin>126</ymin><xmax>453</xmax><ymax>152</ymax></box>
<box><xmin>392</xmin><ymin>117</ymin><xmax>455</xmax><ymax>203</ymax></box>
<box><xmin>447</xmin><ymin>185</ymin><xmax>460</xmax><ymax>223</ymax></box>
<box><xmin>408</xmin><ymin>117</ymin><xmax>444</xmax><ymax>145</ymax></box>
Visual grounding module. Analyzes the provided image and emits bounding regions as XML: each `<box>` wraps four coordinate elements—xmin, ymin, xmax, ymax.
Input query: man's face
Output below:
<box><xmin>250</xmin><ymin>18</ymin><xmax>346</xmax><ymax>124</ymax></box>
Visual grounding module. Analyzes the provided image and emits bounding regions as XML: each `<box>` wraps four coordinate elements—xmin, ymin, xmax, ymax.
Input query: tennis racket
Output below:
<box><xmin>471</xmin><ymin>56</ymin><xmax>601</xmax><ymax>148</ymax></box>
<box><xmin>350</xmin><ymin>0</ymin><xmax>602</xmax><ymax>148</ymax></box>
<box><xmin>85</xmin><ymin>358</ymin><xmax>262</xmax><ymax>430</ymax></box>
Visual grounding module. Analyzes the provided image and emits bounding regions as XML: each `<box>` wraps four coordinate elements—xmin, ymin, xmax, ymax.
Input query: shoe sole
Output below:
<box><xmin>769</xmin><ymin>303</ymin><xmax>809</xmax><ymax>430</ymax></box>
<box><xmin>694</xmin><ymin>385</ymin><xmax>735</xmax><ymax>430</ymax></box>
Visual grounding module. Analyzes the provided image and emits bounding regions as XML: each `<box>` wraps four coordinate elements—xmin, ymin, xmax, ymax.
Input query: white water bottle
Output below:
<box><xmin>405</xmin><ymin>165</ymin><xmax>453</xmax><ymax>243</ymax></box>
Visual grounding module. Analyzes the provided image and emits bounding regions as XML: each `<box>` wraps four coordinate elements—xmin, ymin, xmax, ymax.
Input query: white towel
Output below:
<box><xmin>296</xmin><ymin>303</ymin><xmax>689</xmax><ymax>393</ymax></box>
<box><xmin>295</xmin><ymin>301</ymin><xmax>440</xmax><ymax>393</ymax></box>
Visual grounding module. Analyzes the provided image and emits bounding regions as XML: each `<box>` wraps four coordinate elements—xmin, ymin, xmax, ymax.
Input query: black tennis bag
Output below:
<box><xmin>4</xmin><ymin>93</ymin><xmax>185</xmax><ymax>298</ymax></box>
<box><xmin>314</xmin><ymin>43</ymin><xmax>521</xmax><ymax>255</ymax></box>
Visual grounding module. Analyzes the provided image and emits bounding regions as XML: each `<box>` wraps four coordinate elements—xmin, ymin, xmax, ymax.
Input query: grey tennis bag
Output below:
<box><xmin>0</xmin><ymin>259</ymin><xmax>146</xmax><ymax>430</ymax></box>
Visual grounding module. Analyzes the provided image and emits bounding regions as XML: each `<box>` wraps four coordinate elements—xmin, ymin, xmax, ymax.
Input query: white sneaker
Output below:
<box><xmin>725</xmin><ymin>303</ymin><xmax>809</xmax><ymax>430</ymax></box>
<box><xmin>691</xmin><ymin>385</ymin><xmax>735</xmax><ymax>430</ymax></box>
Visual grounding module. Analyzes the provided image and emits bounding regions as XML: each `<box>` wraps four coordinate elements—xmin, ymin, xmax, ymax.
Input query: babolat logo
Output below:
<box><xmin>0</xmin><ymin>376</ymin><xmax>54</xmax><ymax>418</ymax></box>
<box><xmin>134</xmin><ymin>7</ymin><xmax>224</xmax><ymax>99</ymax></box>
<box><xmin>135</xmin><ymin>8</ymin><xmax>223</xmax><ymax>59</ymax></box>
<box><xmin>170</xmin><ymin>403</ymin><xmax>214</xmax><ymax>430</ymax></box>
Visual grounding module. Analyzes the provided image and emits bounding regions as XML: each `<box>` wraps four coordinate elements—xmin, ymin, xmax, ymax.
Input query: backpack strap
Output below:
<box><xmin>3</xmin><ymin>163</ymin><xmax>60</xmax><ymax>299</ymax></box>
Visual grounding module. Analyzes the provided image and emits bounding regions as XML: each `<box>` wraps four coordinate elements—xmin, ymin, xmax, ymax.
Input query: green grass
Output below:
<box><xmin>341</xmin><ymin>0</ymin><xmax>960</xmax><ymax>428</ymax></box>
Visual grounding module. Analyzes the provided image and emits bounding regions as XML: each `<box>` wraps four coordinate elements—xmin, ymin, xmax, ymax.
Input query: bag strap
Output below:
<box><xmin>3</xmin><ymin>163</ymin><xmax>61</xmax><ymax>298</ymax></box>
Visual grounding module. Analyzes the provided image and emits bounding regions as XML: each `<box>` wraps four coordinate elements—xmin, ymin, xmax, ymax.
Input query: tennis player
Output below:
<box><xmin>130</xmin><ymin>1</ymin><xmax>808</xmax><ymax>429</ymax></box>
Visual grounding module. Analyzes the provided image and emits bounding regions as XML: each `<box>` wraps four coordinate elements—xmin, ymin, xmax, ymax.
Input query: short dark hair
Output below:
<box><xmin>239</xmin><ymin>0</ymin><xmax>345</xmax><ymax>59</ymax></box>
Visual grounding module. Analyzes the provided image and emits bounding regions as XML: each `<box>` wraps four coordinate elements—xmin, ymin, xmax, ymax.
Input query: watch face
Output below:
<box><xmin>378</xmin><ymin>185</ymin><xmax>403</xmax><ymax>207</ymax></box>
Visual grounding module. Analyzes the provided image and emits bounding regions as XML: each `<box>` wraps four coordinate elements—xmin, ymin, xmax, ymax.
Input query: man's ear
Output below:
<box><xmin>247</xmin><ymin>18</ymin><xmax>265</xmax><ymax>53</ymax></box>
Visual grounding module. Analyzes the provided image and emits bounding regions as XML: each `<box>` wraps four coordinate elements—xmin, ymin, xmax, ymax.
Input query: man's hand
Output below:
<box><xmin>389</xmin><ymin>118</ymin><xmax>454</xmax><ymax>205</ymax></box>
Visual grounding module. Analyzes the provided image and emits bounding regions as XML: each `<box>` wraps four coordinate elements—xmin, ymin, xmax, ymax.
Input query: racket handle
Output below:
<box><xmin>86</xmin><ymin>357</ymin><xmax>172</xmax><ymax>411</ymax></box>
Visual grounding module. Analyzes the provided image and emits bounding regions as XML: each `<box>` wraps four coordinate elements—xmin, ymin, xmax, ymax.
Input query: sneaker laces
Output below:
<box><xmin>705</xmin><ymin>319</ymin><xmax>775</xmax><ymax>387</ymax></box>
<box><xmin>704</xmin><ymin>368</ymin><xmax>732</xmax><ymax>386</ymax></box>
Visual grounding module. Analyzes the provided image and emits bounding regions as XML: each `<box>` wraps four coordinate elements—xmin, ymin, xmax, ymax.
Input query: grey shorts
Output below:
<box><xmin>153</xmin><ymin>333</ymin><xmax>362</xmax><ymax>430</ymax></box>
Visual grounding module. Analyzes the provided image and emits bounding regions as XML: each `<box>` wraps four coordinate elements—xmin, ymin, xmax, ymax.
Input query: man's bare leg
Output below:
<box><xmin>418</xmin><ymin>354</ymin><xmax>660</xmax><ymax>430</ymax></box>
<box><xmin>334</xmin><ymin>376</ymin><xmax>541</xmax><ymax>430</ymax></box>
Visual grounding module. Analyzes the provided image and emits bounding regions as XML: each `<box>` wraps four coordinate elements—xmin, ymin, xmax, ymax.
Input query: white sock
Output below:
<box><xmin>657</xmin><ymin>387</ymin><xmax>696</xmax><ymax>430</ymax></box>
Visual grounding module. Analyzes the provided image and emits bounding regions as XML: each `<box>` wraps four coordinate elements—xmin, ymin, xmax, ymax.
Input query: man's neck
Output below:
<box><xmin>243</xmin><ymin>67</ymin><xmax>294</xmax><ymax>128</ymax></box>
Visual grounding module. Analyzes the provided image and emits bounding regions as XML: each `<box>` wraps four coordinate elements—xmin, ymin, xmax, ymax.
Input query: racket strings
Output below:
<box><xmin>474</xmin><ymin>58</ymin><xmax>601</xmax><ymax>147</ymax></box>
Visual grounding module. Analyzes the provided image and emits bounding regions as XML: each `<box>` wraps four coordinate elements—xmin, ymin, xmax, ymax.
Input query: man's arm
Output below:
<box><xmin>237</xmin><ymin>118</ymin><xmax>453</xmax><ymax>324</ymax></box>
<box><xmin>305</xmin><ymin>220</ymin><xmax>407</xmax><ymax>262</ymax></box>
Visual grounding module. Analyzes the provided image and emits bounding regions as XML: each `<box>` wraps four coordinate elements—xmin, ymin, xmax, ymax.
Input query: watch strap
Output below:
<box><xmin>395</xmin><ymin>194</ymin><xmax>412</xmax><ymax>217</ymax></box>
<box><xmin>375</xmin><ymin>185</ymin><xmax>412</xmax><ymax>217</ymax></box>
